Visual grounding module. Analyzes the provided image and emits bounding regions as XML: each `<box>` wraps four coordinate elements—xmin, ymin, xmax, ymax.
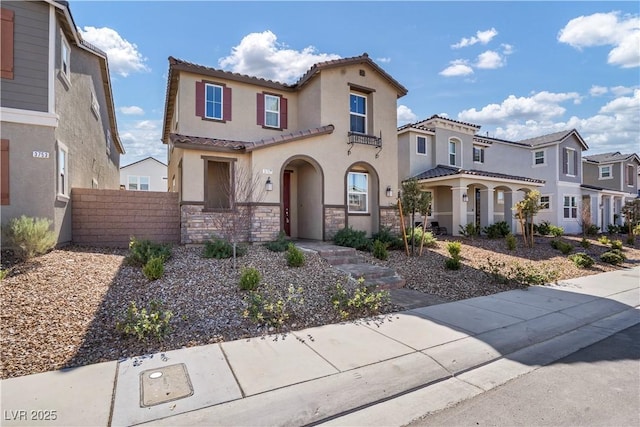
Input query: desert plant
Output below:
<box><xmin>445</xmin><ymin>257</ymin><xmax>461</xmax><ymax>270</ymax></box>
<box><xmin>372</xmin><ymin>226</ymin><xmax>404</xmax><ymax>250</ymax></box>
<box><xmin>264</xmin><ymin>231</ymin><xmax>289</xmax><ymax>252</ymax></box>
<box><xmin>534</xmin><ymin>220</ymin><xmax>551</xmax><ymax>236</ymax></box>
<box><xmin>580</xmin><ymin>237</ymin><xmax>591</xmax><ymax>249</ymax></box>
<box><xmin>0</xmin><ymin>268</ymin><xmax>8</xmax><ymax>280</ymax></box>
<box><xmin>333</xmin><ymin>226</ymin><xmax>370</xmax><ymax>251</ymax></box>
<box><xmin>459</xmin><ymin>223</ymin><xmax>480</xmax><ymax>239</ymax></box>
<box><xmin>116</xmin><ymin>300</ymin><xmax>173</xmax><ymax>341</ymax></box>
<box><xmin>600</xmin><ymin>250</ymin><xmax>625</xmax><ymax>265</ymax></box>
<box><xmin>480</xmin><ymin>258</ymin><xmax>559</xmax><ymax>286</ymax></box>
<box><xmin>549</xmin><ymin>225</ymin><xmax>564</xmax><ymax>237</ymax></box>
<box><xmin>143</xmin><ymin>256</ymin><xmax>165</xmax><ymax>280</ymax></box>
<box><xmin>243</xmin><ymin>284</ymin><xmax>304</xmax><ymax>328</ymax></box>
<box><xmin>513</xmin><ymin>190</ymin><xmax>542</xmax><ymax>248</ymax></box>
<box><xmin>569</xmin><ymin>252</ymin><xmax>595</xmax><ymax>268</ymax></box>
<box><xmin>483</xmin><ymin>221</ymin><xmax>511</xmax><ymax>239</ymax></box>
<box><xmin>505</xmin><ymin>233</ymin><xmax>517</xmax><ymax>250</ymax></box>
<box><xmin>446</xmin><ymin>241</ymin><xmax>462</xmax><ymax>258</ymax></box>
<box><xmin>626</xmin><ymin>235</ymin><xmax>636</xmax><ymax>246</ymax></box>
<box><xmin>203</xmin><ymin>238</ymin><xmax>235</xmax><ymax>259</ymax></box>
<box><xmin>610</xmin><ymin>239</ymin><xmax>623</xmax><ymax>250</ymax></box>
<box><xmin>372</xmin><ymin>239</ymin><xmax>389</xmax><ymax>261</ymax></box>
<box><xmin>585</xmin><ymin>225</ymin><xmax>600</xmax><ymax>236</ymax></box>
<box><xmin>286</xmin><ymin>243</ymin><xmax>305</xmax><ymax>267</ymax></box>
<box><xmin>399</xmin><ymin>179</ymin><xmax>432</xmax><ymax>256</ymax></box>
<box><xmin>2</xmin><ymin>215</ymin><xmax>56</xmax><ymax>260</ymax></box>
<box><xmin>598</xmin><ymin>235</ymin><xmax>611</xmax><ymax>245</ymax></box>
<box><xmin>550</xmin><ymin>239</ymin><xmax>573</xmax><ymax>254</ymax></box>
<box><xmin>239</xmin><ymin>267</ymin><xmax>261</xmax><ymax>291</ymax></box>
<box><xmin>331</xmin><ymin>280</ymin><xmax>390</xmax><ymax>321</ymax></box>
<box><xmin>607</xmin><ymin>224</ymin><xmax>621</xmax><ymax>235</ymax></box>
<box><xmin>128</xmin><ymin>237</ymin><xmax>171</xmax><ymax>266</ymax></box>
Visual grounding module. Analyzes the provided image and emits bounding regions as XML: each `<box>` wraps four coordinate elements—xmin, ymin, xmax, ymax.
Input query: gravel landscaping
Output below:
<box><xmin>1</xmin><ymin>234</ymin><xmax>638</xmax><ymax>379</ymax></box>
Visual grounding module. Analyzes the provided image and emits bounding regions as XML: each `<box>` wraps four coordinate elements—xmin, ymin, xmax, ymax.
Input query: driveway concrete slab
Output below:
<box><xmin>552</xmin><ymin>267</ymin><xmax>639</xmax><ymax>297</ymax></box>
<box><xmin>409</xmin><ymin>301</ymin><xmax>523</xmax><ymax>334</ymax></box>
<box><xmin>459</xmin><ymin>294</ymin><xmax>553</xmax><ymax>320</ymax></box>
<box><xmin>293</xmin><ymin>322</ymin><xmax>415</xmax><ymax>371</ymax></box>
<box><xmin>589</xmin><ymin>307</ymin><xmax>640</xmax><ymax>333</ymax></box>
<box><xmin>456</xmin><ymin>357</ymin><xmax>537</xmax><ymax>392</ymax></box>
<box><xmin>606</xmin><ymin>288</ymin><xmax>640</xmax><ymax>307</ymax></box>
<box><xmin>362</xmin><ymin>312</ymin><xmax>470</xmax><ymax>350</ymax></box>
<box><xmin>0</xmin><ymin>361</ymin><xmax>116</xmax><ymax>427</ymax></box>
<box><xmin>142</xmin><ymin>352</ymin><xmax>450</xmax><ymax>427</ymax></box>
<box><xmin>111</xmin><ymin>344</ymin><xmax>241</xmax><ymax>426</ymax></box>
<box><xmin>559</xmin><ymin>297</ymin><xmax>634</xmax><ymax>324</ymax></box>
<box><xmin>491</xmin><ymin>287</ymin><xmax>596</xmax><ymax>311</ymax></box>
<box><xmin>221</xmin><ymin>332</ymin><xmax>337</xmax><ymax>396</ymax></box>
<box><xmin>318</xmin><ymin>377</ymin><xmax>483</xmax><ymax>427</ymax></box>
<box><xmin>423</xmin><ymin>336</ymin><xmax>503</xmax><ymax>374</ymax></box>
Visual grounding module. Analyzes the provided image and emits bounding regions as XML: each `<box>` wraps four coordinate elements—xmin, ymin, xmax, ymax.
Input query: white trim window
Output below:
<box><xmin>60</xmin><ymin>31</ymin><xmax>71</xmax><ymax>85</ymax></box>
<box><xmin>349</xmin><ymin>93</ymin><xmax>366</xmax><ymax>134</ymax></box>
<box><xmin>563</xmin><ymin>195</ymin><xmax>577</xmax><ymax>219</ymax></box>
<box><xmin>57</xmin><ymin>141</ymin><xmax>69</xmax><ymax>199</ymax></box>
<box><xmin>205</xmin><ymin>83</ymin><xmax>223</xmax><ymax>120</ymax></box>
<box><xmin>128</xmin><ymin>175</ymin><xmax>150</xmax><ymax>191</ymax></box>
<box><xmin>264</xmin><ymin>94</ymin><xmax>280</xmax><ymax>128</ymax></box>
<box><xmin>533</xmin><ymin>150</ymin><xmax>545</xmax><ymax>166</ymax></box>
<box><xmin>448</xmin><ymin>140</ymin><xmax>457</xmax><ymax>166</ymax></box>
<box><xmin>540</xmin><ymin>195</ymin><xmax>551</xmax><ymax>210</ymax></box>
<box><xmin>106</xmin><ymin>129</ymin><xmax>112</xmax><ymax>156</ymax></box>
<box><xmin>473</xmin><ymin>146</ymin><xmax>485</xmax><ymax>163</ymax></box>
<box><xmin>599</xmin><ymin>165</ymin><xmax>612</xmax><ymax>179</ymax></box>
<box><xmin>347</xmin><ymin>171</ymin><xmax>368</xmax><ymax>213</ymax></box>
<box><xmin>497</xmin><ymin>190</ymin><xmax>504</xmax><ymax>205</ymax></box>
<box><xmin>416</xmin><ymin>136</ymin><xmax>427</xmax><ymax>155</ymax></box>
<box><xmin>627</xmin><ymin>164</ymin><xmax>635</xmax><ymax>186</ymax></box>
<box><xmin>90</xmin><ymin>91</ymin><xmax>100</xmax><ymax>119</ymax></box>
<box><xmin>566</xmin><ymin>148</ymin><xmax>576</xmax><ymax>176</ymax></box>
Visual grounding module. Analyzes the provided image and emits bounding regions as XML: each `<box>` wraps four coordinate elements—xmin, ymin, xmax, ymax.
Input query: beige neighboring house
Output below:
<box><xmin>162</xmin><ymin>54</ymin><xmax>407</xmax><ymax>244</ymax></box>
<box><xmin>120</xmin><ymin>157</ymin><xmax>167</xmax><ymax>192</ymax></box>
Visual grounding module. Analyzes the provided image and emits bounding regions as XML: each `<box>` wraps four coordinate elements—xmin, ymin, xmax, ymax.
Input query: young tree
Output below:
<box><xmin>512</xmin><ymin>190</ymin><xmax>541</xmax><ymax>248</ymax></box>
<box><xmin>400</xmin><ymin>179</ymin><xmax>432</xmax><ymax>256</ymax></box>
<box><xmin>621</xmin><ymin>199</ymin><xmax>640</xmax><ymax>236</ymax></box>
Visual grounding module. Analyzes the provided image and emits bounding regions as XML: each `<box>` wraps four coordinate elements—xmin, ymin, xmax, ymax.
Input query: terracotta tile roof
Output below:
<box><xmin>423</xmin><ymin>115</ymin><xmax>482</xmax><ymax>129</ymax></box>
<box><xmin>583</xmin><ymin>151</ymin><xmax>640</xmax><ymax>163</ymax></box>
<box><xmin>169</xmin><ymin>125</ymin><xmax>335</xmax><ymax>153</ymax></box>
<box><xmin>409</xmin><ymin>164</ymin><xmax>545</xmax><ymax>184</ymax></box>
<box><xmin>397</xmin><ymin>122</ymin><xmax>435</xmax><ymax>132</ymax></box>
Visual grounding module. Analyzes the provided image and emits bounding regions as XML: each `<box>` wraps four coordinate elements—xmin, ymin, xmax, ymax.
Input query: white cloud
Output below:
<box><xmin>501</xmin><ymin>44</ymin><xmax>514</xmax><ymax>55</ymax></box>
<box><xmin>439</xmin><ymin>60</ymin><xmax>474</xmax><ymax>77</ymax></box>
<box><xmin>376</xmin><ymin>57</ymin><xmax>391</xmax><ymax>63</ymax></box>
<box><xmin>78</xmin><ymin>26</ymin><xmax>149</xmax><ymax>77</ymax></box>
<box><xmin>610</xmin><ymin>85</ymin><xmax>637</xmax><ymax>96</ymax></box>
<box><xmin>475</xmin><ymin>50</ymin><xmax>504</xmax><ymax>69</ymax></box>
<box><xmin>397</xmin><ymin>105</ymin><xmax>418</xmax><ymax>124</ymax></box>
<box><xmin>218</xmin><ymin>30</ymin><xmax>341</xmax><ymax>84</ymax></box>
<box><xmin>118</xmin><ymin>119</ymin><xmax>166</xmax><ymax>165</ymax></box>
<box><xmin>589</xmin><ymin>85</ymin><xmax>609</xmax><ymax>96</ymax></box>
<box><xmin>451</xmin><ymin>28</ymin><xmax>498</xmax><ymax>49</ymax></box>
<box><xmin>598</xmin><ymin>88</ymin><xmax>640</xmax><ymax>114</ymax></box>
<box><xmin>558</xmin><ymin>12</ymin><xmax>640</xmax><ymax>68</ymax></box>
<box><xmin>119</xmin><ymin>106</ymin><xmax>145</xmax><ymax>115</ymax></box>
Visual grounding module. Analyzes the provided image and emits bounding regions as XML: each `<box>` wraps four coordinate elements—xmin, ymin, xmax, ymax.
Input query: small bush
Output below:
<box><xmin>626</xmin><ymin>235</ymin><xmax>636</xmax><ymax>246</ymax></box>
<box><xmin>634</xmin><ymin>224</ymin><xmax>640</xmax><ymax>236</ymax></box>
<box><xmin>239</xmin><ymin>267</ymin><xmax>261</xmax><ymax>291</ymax></box>
<box><xmin>331</xmin><ymin>280</ymin><xmax>390</xmax><ymax>321</ymax></box>
<box><xmin>445</xmin><ymin>257</ymin><xmax>461</xmax><ymax>270</ymax></box>
<box><xmin>143</xmin><ymin>256</ymin><xmax>165</xmax><ymax>280</ymax></box>
<box><xmin>550</xmin><ymin>239</ymin><xmax>573</xmax><ymax>254</ymax></box>
<box><xmin>243</xmin><ymin>284</ymin><xmax>304</xmax><ymax>328</ymax></box>
<box><xmin>128</xmin><ymin>237</ymin><xmax>171</xmax><ymax>266</ymax></box>
<box><xmin>0</xmin><ymin>268</ymin><xmax>8</xmax><ymax>281</ymax></box>
<box><xmin>459</xmin><ymin>223</ymin><xmax>480</xmax><ymax>238</ymax></box>
<box><xmin>534</xmin><ymin>221</ymin><xmax>551</xmax><ymax>236</ymax></box>
<box><xmin>406</xmin><ymin>227</ymin><xmax>437</xmax><ymax>248</ymax></box>
<box><xmin>372</xmin><ymin>227</ymin><xmax>404</xmax><ymax>250</ymax></box>
<box><xmin>203</xmin><ymin>238</ymin><xmax>233</xmax><ymax>259</ymax></box>
<box><xmin>483</xmin><ymin>221</ymin><xmax>511</xmax><ymax>239</ymax></box>
<box><xmin>264</xmin><ymin>231</ymin><xmax>289</xmax><ymax>252</ymax></box>
<box><xmin>549</xmin><ymin>225</ymin><xmax>564</xmax><ymax>237</ymax></box>
<box><xmin>116</xmin><ymin>300</ymin><xmax>173</xmax><ymax>341</ymax></box>
<box><xmin>333</xmin><ymin>226</ymin><xmax>370</xmax><ymax>251</ymax></box>
<box><xmin>2</xmin><ymin>215</ymin><xmax>56</xmax><ymax>260</ymax></box>
<box><xmin>505</xmin><ymin>233</ymin><xmax>517</xmax><ymax>250</ymax></box>
<box><xmin>585</xmin><ymin>225</ymin><xmax>600</xmax><ymax>236</ymax></box>
<box><xmin>480</xmin><ymin>258</ymin><xmax>559</xmax><ymax>286</ymax></box>
<box><xmin>372</xmin><ymin>239</ymin><xmax>389</xmax><ymax>261</ymax></box>
<box><xmin>598</xmin><ymin>236</ymin><xmax>611</xmax><ymax>245</ymax></box>
<box><xmin>286</xmin><ymin>243</ymin><xmax>305</xmax><ymax>267</ymax></box>
<box><xmin>569</xmin><ymin>252</ymin><xmax>595</xmax><ymax>268</ymax></box>
<box><xmin>446</xmin><ymin>241</ymin><xmax>462</xmax><ymax>258</ymax></box>
<box><xmin>600</xmin><ymin>250</ymin><xmax>625</xmax><ymax>265</ymax></box>
<box><xmin>610</xmin><ymin>239</ymin><xmax>623</xmax><ymax>250</ymax></box>
<box><xmin>580</xmin><ymin>238</ymin><xmax>591</xmax><ymax>249</ymax></box>
<box><xmin>607</xmin><ymin>224</ymin><xmax>621</xmax><ymax>235</ymax></box>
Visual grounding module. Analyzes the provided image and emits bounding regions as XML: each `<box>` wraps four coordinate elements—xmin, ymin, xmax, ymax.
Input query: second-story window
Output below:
<box><xmin>627</xmin><ymin>164</ymin><xmax>635</xmax><ymax>186</ymax></box>
<box><xmin>599</xmin><ymin>165</ymin><xmax>612</xmax><ymax>179</ymax></box>
<box><xmin>473</xmin><ymin>146</ymin><xmax>485</xmax><ymax>163</ymax></box>
<box><xmin>196</xmin><ymin>81</ymin><xmax>232</xmax><ymax>121</ymax></box>
<box><xmin>533</xmin><ymin>150</ymin><xmax>545</xmax><ymax>166</ymax></box>
<box><xmin>205</xmin><ymin>83</ymin><xmax>223</xmax><ymax>120</ymax></box>
<box><xmin>350</xmin><ymin>93</ymin><xmax>366</xmax><ymax>134</ymax></box>
<box><xmin>61</xmin><ymin>32</ymin><xmax>70</xmax><ymax>82</ymax></box>
<box><xmin>417</xmin><ymin>136</ymin><xmax>427</xmax><ymax>155</ymax></box>
<box><xmin>264</xmin><ymin>94</ymin><xmax>280</xmax><ymax>128</ymax></box>
<box><xmin>565</xmin><ymin>148</ymin><xmax>577</xmax><ymax>176</ymax></box>
<box><xmin>448</xmin><ymin>141</ymin><xmax>457</xmax><ymax>166</ymax></box>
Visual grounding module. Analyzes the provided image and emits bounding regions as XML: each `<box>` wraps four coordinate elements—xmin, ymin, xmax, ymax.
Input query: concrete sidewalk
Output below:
<box><xmin>1</xmin><ymin>267</ymin><xmax>639</xmax><ymax>427</ymax></box>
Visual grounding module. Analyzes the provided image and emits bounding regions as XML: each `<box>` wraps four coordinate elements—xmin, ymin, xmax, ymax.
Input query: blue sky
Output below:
<box><xmin>69</xmin><ymin>1</ymin><xmax>640</xmax><ymax>166</ymax></box>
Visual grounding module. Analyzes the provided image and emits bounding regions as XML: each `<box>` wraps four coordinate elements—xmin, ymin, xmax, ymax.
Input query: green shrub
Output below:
<box><xmin>372</xmin><ymin>239</ymin><xmax>389</xmax><ymax>261</ymax></box>
<box><xmin>331</xmin><ymin>281</ymin><xmax>390</xmax><ymax>321</ymax></box>
<box><xmin>585</xmin><ymin>225</ymin><xmax>600</xmax><ymax>236</ymax></box>
<box><xmin>128</xmin><ymin>237</ymin><xmax>171</xmax><ymax>266</ymax></box>
<box><xmin>372</xmin><ymin>227</ymin><xmax>404</xmax><ymax>250</ymax></box>
<box><xmin>580</xmin><ymin>238</ymin><xmax>591</xmax><ymax>249</ymax></box>
<box><xmin>480</xmin><ymin>258</ymin><xmax>559</xmax><ymax>286</ymax></box>
<box><xmin>459</xmin><ymin>223</ymin><xmax>480</xmax><ymax>238</ymax></box>
<box><xmin>243</xmin><ymin>284</ymin><xmax>304</xmax><ymax>328</ymax></box>
<box><xmin>286</xmin><ymin>243</ymin><xmax>305</xmax><ymax>267</ymax></box>
<box><xmin>264</xmin><ymin>231</ymin><xmax>289</xmax><ymax>252</ymax></box>
<box><xmin>116</xmin><ymin>300</ymin><xmax>173</xmax><ymax>341</ymax></box>
<box><xmin>445</xmin><ymin>257</ymin><xmax>461</xmax><ymax>270</ymax></box>
<box><xmin>569</xmin><ymin>252</ymin><xmax>595</xmax><ymax>268</ymax></box>
<box><xmin>203</xmin><ymin>238</ymin><xmax>233</xmax><ymax>259</ymax></box>
<box><xmin>607</xmin><ymin>224</ymin><xmax>621</xmax><ymax>235</ymax></box>
<box><xmin>446</xmin><ymin>241</ymin><xmax>462</xmax><ymax>258</ymax></box>
<box><xmin>534</xmin><ymin>221</ymin><xmax>551</xmax><ymax>236</ymax></box>
<box><xmin>600</xmin><ymin>250</ymin><xmax>625</xmax><ymax>265</ymax></box>
<box><xmin>0</xmin><ymin>268</ymin><xmax>8</xmax><ymax>281</ymax></box>
<box><xmin>406</xmin><ymin>227</ymin><xmax>437</xmax><ymax>248</ymax></box>
<box><xmin>626</xmin><ymin>235</ymin><xmax>636</xmax><ymax>246</ymax></box>
<box><xmin>549</xmin><ymin>225</ymin><xmax>564</xmax><ymax>237</ymax></box>
<box><xmin>634</xmin><ymin>224</ymin><xmax>640</xmax><ymax>236</ymax></box>
<box><xmin>483</xmin><ymin>221</ymin><xmax>511</xmax><ymax>239</ymax></box>
<box><xmin>143</xmin><ymin>256</ymin><xmax>165</xmax><ymax>280</ymax></box>
<box><xmin>505</xmin><ymin>233</ymin><xmax>517</xmax><ymax>250</ymax></box>
<box><xmin>333</xmin><ymin>226</ymin><xmax>371</xmax><ymax>251</ymax></box>
<box><xmin>610</xmin><ymin>239</ymin><xmax>623</xmax><ymax>250</ymax></box>
<box><xmin>239</xmin><ymin>267</ymin><xmax>261</xmax><ymax>291</ymax></box>
<box><xmin>550</xmin><ymin>239</ymin><xmax>573</xmax><ymax>254</ymax></box>
<box><xmin>598</xmin><ymin>235</ymin><xmax>611</xmax><ymax>245</ymax></box>
<box><xmin>2</xmin><ymin>215</ymin><xmax>56</xmax><ymax>260</ymax></box>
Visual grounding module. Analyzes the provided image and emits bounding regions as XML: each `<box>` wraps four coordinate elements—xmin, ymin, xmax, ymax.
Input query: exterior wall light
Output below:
<box><xmin>265</xmin><ymin>177</ymin><xmax>273</xmax><ymax>191</ymax></box>
<box><xmin>462</xmin><ymin>193</ymin><xmax>468</xmax><ymax>202</ymax></box>
<box><xmin>386</xmin><ymin>186</ymin><xmax>393</xmax><ymax>197</ymax></box>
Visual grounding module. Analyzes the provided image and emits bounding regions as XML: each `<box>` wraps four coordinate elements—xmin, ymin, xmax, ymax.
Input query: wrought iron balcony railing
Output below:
<box><xmin>347</xmin><ymin>131</ymin><xmax>382</xmax><ymax>147</ymax></box>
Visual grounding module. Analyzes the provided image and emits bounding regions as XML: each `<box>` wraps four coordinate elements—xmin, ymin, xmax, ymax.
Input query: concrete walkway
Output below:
<box><xmin>1</xmin><ymin>267</ymin><xmax>639</xmax><ymax>427</ymax></box>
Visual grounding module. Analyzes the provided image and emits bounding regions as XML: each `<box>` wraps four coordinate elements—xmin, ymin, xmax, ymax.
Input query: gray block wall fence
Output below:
<box><xmin>71</xmin><ymin>189</ymin><xmax>180</xmax><ymax>248</ymax></box>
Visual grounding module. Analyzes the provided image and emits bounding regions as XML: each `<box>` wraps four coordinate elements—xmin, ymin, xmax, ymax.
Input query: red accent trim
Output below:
<box><xmin>1</xmin><ymin>139</ymin><xmax>9</xmax><ymax>205</ymax></box>
<box><xmin>256</xmin><ymin>93</ymin><xmax>264</xmax><ymax>126</ymax></box>
<box><xmin>223</xmin><ymin>86</ymin><xmax>232</xmax><ymax>121</ymax></box>
<box><xmin>281</xmin><ymin>97</ymin><xmax>288</xmax><ymax>129</ymax></box>
<box><xmin>1</xmin><ymin>8</ymin><xmax>15</xmax><ymax>80</ymax></box>
<box><xmin>195</xmin><ymin>81</ymin><xmax>205</xmax><ymax>117</ymax></box>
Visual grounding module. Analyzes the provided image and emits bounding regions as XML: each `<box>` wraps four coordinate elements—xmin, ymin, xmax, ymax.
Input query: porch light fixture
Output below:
<box><xmin>386</xmin><ymin>186</ymin><xmax>393</xmax><ymax>198</ymax></box>
<box><xmin>265</xmin><ymin>177</ymin><xmax>273</xmax><ymax>191</ymax></box>
<box><xmin>462</xmin><ymin>194</ymin><xmax>468</xmax><ymax>202</ymax></box>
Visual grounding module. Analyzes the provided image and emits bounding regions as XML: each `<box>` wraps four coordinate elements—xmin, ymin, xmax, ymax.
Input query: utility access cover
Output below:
<box><xmin>140</xmin><ymin>363</ymin><xmax>194</xmax><ymax>407</ymax></box>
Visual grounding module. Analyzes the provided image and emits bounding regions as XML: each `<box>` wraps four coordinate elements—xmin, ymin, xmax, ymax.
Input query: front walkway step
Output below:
<box><xmin>335</xmin><ymin>263</ymin><xmax>398</xmax><ymax>280</ymax></box>
<box><xmin>389</xmin><ymin>288</ymin><xmax>451</xmax><ymax>309</ymax></box>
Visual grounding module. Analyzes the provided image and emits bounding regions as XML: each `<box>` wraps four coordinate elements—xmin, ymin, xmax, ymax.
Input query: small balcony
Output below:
<box><xmin>347</xmin><ymin>132</ymin><xmax>382</xmax><ymax>148</ymax></box>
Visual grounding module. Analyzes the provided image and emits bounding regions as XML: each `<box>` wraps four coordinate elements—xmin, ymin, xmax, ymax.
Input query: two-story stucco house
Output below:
<box><xmin>1</xmin><ymin>0</ymin><xmax>124</xmax><ymax>245</ymax></box>
<box><xmin>120</xmin><ymin>157</ymin><xmax>167</xmax><ymax>192</ymax></box>
<box><xmin>162</xmin><ymin>54</ymin><xmax>407</xmax><ymax>244</ymax></box>
<box><xmin>582</xmin><ymin>152</ymin><xmax>640</xmax><ymax>228</ymax></box>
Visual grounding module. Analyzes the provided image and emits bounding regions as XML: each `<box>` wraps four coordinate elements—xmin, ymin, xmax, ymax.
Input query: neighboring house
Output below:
<box><xmin>120</xmin><ymin>157</ymin><xmax>167</xmax><ymax>191</ymax></box>
<box><xmin>582</xmin><ymin>152</ymin><xmax>640</xmax><ymax>228</ymax></box>
<box><xmin>162</xmin><ymin>53</ymin><xmax>407</xmax><ymax>244</ymax></box>
<box><xmin>0</xmin><ymin>0</ymin><xmax>124</xmax><ymax>245</ymax></box>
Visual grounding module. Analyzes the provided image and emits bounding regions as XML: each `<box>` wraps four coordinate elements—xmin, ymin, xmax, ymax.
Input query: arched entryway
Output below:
<box><xmin>281</xmin><ymin>156</ymin><xmax>323</xmax><ymax>240</ymax></box>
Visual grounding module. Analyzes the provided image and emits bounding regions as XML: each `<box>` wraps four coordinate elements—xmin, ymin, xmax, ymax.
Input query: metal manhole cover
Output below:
<box><xmin>140</xmin><ymin>363</ymin><xmax>194</xmax><ymax>407</ymax></box>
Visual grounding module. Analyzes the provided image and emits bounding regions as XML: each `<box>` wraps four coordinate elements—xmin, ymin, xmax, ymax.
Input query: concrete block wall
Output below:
<box><xmin>72</xmin><ymin>188</ymin><xmax>180</xmax><ymax>248</ymax></box>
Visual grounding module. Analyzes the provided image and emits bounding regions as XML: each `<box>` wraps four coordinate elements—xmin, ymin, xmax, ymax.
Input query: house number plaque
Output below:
<box><xmin>32</xmin><ymin>151</ymin><xmax>50</xmax><ymax>159</ymax></box>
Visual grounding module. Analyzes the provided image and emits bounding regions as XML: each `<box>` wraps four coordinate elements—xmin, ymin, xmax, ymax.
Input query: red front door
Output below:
<box><xmin>283</xmin><ymin>171</ymin><xmax>291</xmax><ymax>236</ymax></box>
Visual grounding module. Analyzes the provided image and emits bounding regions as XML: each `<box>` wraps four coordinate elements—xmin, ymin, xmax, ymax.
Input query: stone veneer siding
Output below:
<box><xmin>324</xmin><ymin>206</ymin><xmax>346</xmax><ymax>240</ymax></box>
<box><xmin>181</xmin><ymin>203</ymin><xmax>280</xmax><ymax>244</ymax></box>
<box><xmin>380</xmin><ymin>206</ymin><xmax>401</xmax><ymax>235</ymax></box>
<box><xmin>72</xmin><ymin>188</ymin><xmax>180</xmax><ymax>248</ymax></box>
